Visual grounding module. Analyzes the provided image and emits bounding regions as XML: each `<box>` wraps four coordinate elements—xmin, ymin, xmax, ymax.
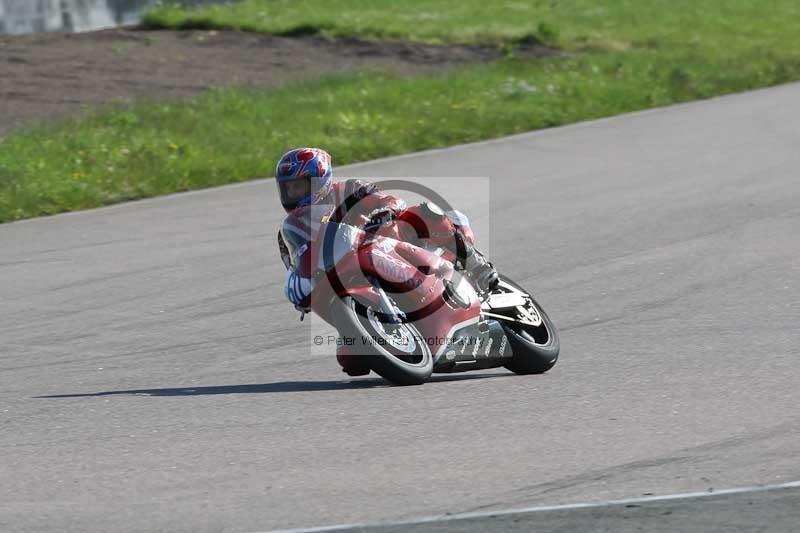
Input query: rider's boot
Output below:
<box><xmin>449</xmin><ymin>223</ymin><xmax>499</xmax><ymax>293</ymax></box>
<box><xmin>461</xmin><ymin>244</ymin><xmax>500</xmax><ymax>294</ymax></box>
<box><xmin>336</xmin><ymin>347</ymin><xmax>371</xmax><ymax>377</ymax></box>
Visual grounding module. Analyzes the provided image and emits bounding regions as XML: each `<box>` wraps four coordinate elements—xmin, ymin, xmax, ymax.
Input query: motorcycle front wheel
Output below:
<box><xmin>496</xmin><ymin>276</ymin><xmax>560</xmax><ymax>375</ymax></box>
<box><xmin>332</xmin><ymin>296</ymin><xmax>433</xmax><ymax>385</ymax></box>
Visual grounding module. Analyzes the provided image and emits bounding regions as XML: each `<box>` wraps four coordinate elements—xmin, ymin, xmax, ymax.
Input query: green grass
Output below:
<box><xmin>2</xmin><ymin>1</ymin><xmax>800</xmax><ymax>222</ymax></box>
<box><xmin>142</xmin><ymin>0</ymin><xmax>800</xmax><ymax>52</ymax></box>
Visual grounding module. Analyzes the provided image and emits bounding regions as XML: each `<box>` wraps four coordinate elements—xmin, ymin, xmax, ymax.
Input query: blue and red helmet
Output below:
<box><xmin>275</xmin><ymin>147</ymin><xmax>333</xmax><ymax>213</ymax></box>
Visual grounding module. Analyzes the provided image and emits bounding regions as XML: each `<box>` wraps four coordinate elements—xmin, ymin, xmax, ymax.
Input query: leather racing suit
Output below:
<box><xmin>277</xmin><ymin>178</ymin><xmax>477</xmax><ymax>311</ymax></box>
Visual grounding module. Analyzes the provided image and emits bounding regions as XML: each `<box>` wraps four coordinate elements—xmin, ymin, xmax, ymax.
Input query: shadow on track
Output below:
<box><xmin>37</xmin><ymin>372</ymin><xmax>512</xmax><ymax>398</ymax></box>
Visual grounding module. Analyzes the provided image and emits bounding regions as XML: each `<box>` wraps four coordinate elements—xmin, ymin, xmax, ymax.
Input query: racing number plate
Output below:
<box><xmin>487</xmin><ymin>291</ymin><xmax>527</xmax><ymax>309</ymax></box>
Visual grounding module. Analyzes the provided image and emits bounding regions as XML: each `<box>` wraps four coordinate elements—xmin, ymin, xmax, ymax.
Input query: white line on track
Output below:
<box><xmin>259</xmin><ymin>480</ymin><xmax>800</xmax><ymax>533</ymax></box>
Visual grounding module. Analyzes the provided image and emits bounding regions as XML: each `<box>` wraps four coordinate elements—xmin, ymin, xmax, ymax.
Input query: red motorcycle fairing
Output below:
<box><xmin>307</xmin><ymin>216</ymin><xmax>482</xmax><ymax>360</ymax></box>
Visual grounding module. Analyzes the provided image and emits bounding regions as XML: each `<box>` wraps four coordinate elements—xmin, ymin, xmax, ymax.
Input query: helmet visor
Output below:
<box><xmin>278</xmin><ymin>175</ymin><xmax>323</xmax><ymax>211</ymax></box>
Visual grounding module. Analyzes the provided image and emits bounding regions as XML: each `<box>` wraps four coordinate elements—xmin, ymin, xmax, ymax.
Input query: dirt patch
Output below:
<box><xmin>0</xmin><ymin>28</ymin><xmax>557</xmax><ymax>136</ymax></box>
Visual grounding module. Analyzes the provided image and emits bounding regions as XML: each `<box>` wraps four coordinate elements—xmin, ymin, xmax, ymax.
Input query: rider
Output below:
<box><xmin>275</xmin><ymin>147</ymin><xmax>498</xmax><ymax>375</ymax></box>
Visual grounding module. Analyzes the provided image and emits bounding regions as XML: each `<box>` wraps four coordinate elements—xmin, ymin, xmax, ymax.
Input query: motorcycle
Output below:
<box><xmin>290</xmin><ymin>203</ymin><xmax>560</xmax><ymax>385</ymax></box>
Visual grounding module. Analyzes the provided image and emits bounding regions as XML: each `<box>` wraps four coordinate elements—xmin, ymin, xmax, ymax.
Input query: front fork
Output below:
<box><xmin>369</xmin><ymin>276</ymin><xmax>406</xmax><ymax>325</ymax></box>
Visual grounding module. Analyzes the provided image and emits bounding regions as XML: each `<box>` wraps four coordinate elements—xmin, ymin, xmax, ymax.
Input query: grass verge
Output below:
<box><xmin>2</xmin><ymin>1</ymin><xmax>800</xmax><ymax>222</ymax></box>
<box><xmin>142</xmin><ymin>0</ymin><xmax>799</xmax><ymax>52</ymax></box>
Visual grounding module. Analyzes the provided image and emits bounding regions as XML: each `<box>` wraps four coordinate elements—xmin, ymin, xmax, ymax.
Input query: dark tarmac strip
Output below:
<box><xmin>322</xmin><ymin>483</ymin><xmax>800</xmax><ymax>533</ymax></box>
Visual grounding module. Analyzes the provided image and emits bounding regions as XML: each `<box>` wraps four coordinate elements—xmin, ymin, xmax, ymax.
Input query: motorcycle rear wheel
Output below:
<box><xmin>332</xmin><ymin>296</ymin><xmax>433</xmax><ymax>385</ymax></box>
<box><xmin>497</xmin><ymin>276</ymin><xmax>560</xmax><ymax>375</ymax></box>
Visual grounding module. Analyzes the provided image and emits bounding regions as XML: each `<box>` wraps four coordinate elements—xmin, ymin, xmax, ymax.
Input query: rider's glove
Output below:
<box><xmin>284</xmin><ymin>269</ymin><xmax>313</xmax><ymax>310</ymax></box>
<box><xmin>365</xmin><ymin>208</ymin><xmax>396</xmax><ymax>231</ymax></box>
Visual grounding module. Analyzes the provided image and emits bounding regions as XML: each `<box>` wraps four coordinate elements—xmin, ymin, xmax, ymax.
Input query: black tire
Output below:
<box><xmin>332</xmin><ymin>296</ymin><xmax>433</xmax><ymax>385</ymax></box>
<box><xmin>497</xmin><ymin>276</ymin><xmax>560</xmax><ymax>375</ymax></box>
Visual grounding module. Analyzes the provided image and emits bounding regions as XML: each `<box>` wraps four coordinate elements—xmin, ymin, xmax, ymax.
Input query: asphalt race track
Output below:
<box><xmin>2</xmin><ymin>83</ymin><xmax>800</xmax><ymax>532</ymax></box>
